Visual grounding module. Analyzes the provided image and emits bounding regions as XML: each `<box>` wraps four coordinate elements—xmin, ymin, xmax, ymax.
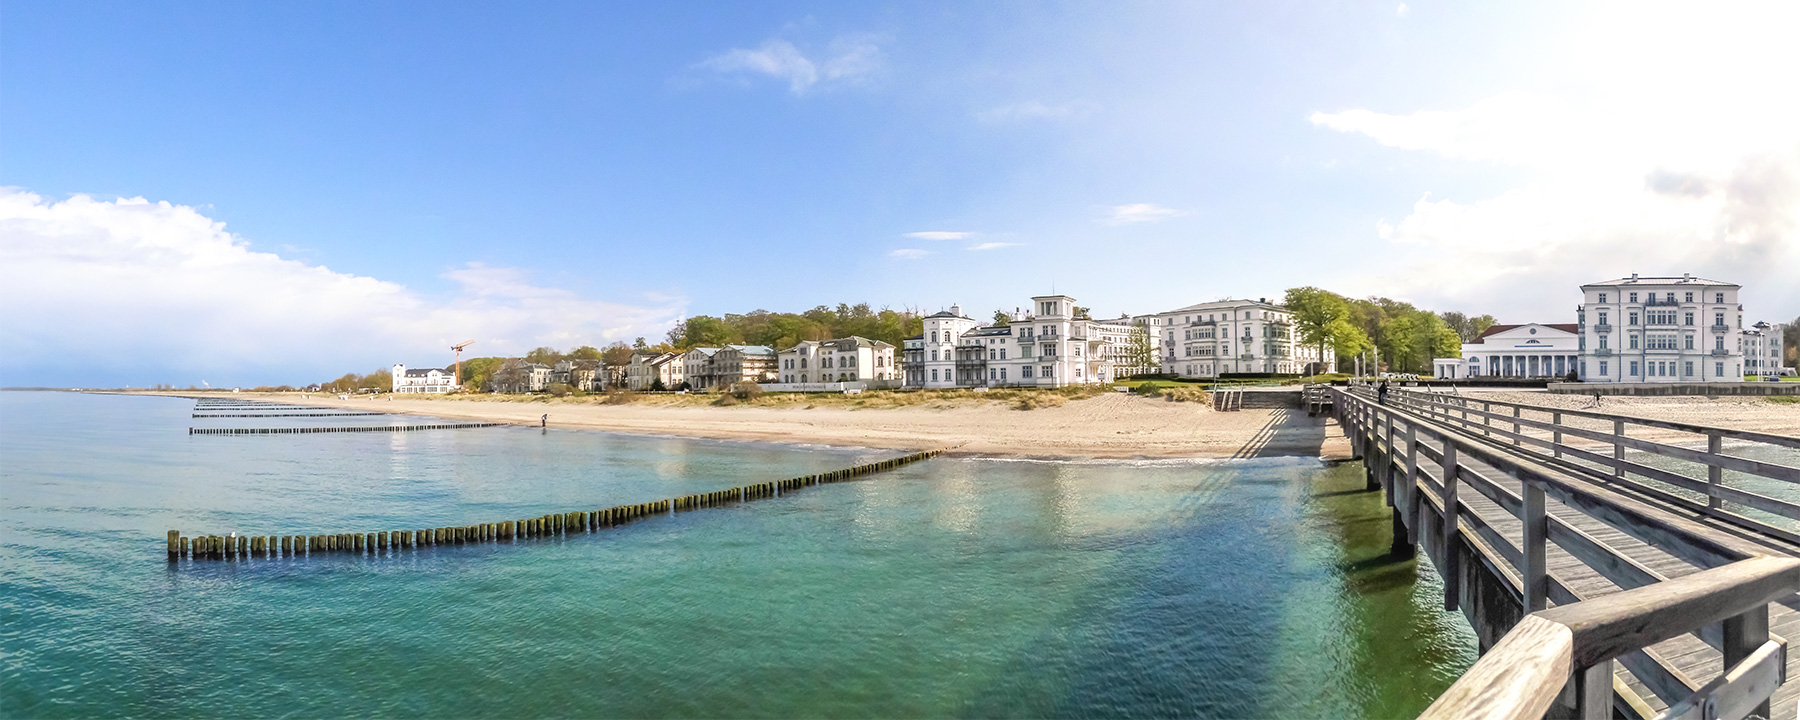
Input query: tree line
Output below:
<box><xmin>1284</xmin><ymin>287</ymin><xmax>1497</xmax><ymax>374</ymax></box>
<box><xmin>665</xmin><ymin>303</ymin><xmax>924</xmax><ymax>352</ymax></box>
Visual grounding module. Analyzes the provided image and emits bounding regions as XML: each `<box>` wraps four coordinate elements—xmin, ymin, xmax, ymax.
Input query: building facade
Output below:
<box><xmin>907</xmin><ymin>295</ymin><xmax>1124</xmax><ymax>389</ymax></box>
<box><xmin>778</xmin><ymin>336</ymin><xmax>897</xmax><ymax>384</ymax></box>
<box><xmin>1577</xmin><ymin>274</ymin><xmax>1743</xmax><ymax>383</ymax></box>
<box><xmin>709</xmin><ymin>345</ymin><xmax>779</xmax><ymax>388</ymax></box>
<box><xmin>391</xmin><ymin>364</ymin><xmax>456</xmax><ymax>393</ymax></box>
<box><xmin>1146</xmin><ymin>298</ymin><xmax>1328</xmax><ymax>378</ymax></box>
<box><xmin>683</xmin><ymin>348</ymin><xmax>720</xmax><ymax>390</ymax></box>
<box><xmin>1743</xmin><ymin>321</ymin><xmax>1789</xmax><ymax>379</ymax></box>
<box><xmin>916</xmin><ymin>306</ymin><xmax>980</xmax><ymax>388</ymax></box>
<box><xmin>1432</xmin><ymin>323</ymin><xmax>1579</xmax><ymax>379</ymax></box>
<box><xmin>626</xmin><ymin>351</ymin><xmax>685</xmax><ymax>390</ymax></box>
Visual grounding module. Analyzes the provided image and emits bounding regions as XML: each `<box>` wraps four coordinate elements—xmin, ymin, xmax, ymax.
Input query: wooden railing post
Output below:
<box><xmin>1567</xmin><ymin>660</ymin><xmax>1613</xmax><ymax>720</ymax></box>
<box><xmin>1523</xmin><ymin>480</ymin><xmax>1548</xmax><ymax>612</ymax></box>
<box><xmin>1440</xmin><ymin>439</ymin><xmax>1461</xmax><ymax>611</ymax></box>
<box><xmin>1552</xmin><ymin>411</ymin><xmax>1563</xmax><ymax>459</ymax></box>
<box><xmin>1405</xmin><ymin>424</ymin><xmax>1420</xmax><ymax>545</ymax></box>
<box><xmin>1708</xmin><ymin>430</ymin><xmax>1724</xmax><ymax>510</ymax></box>
<box><xmin>1723</xmin><ymin>605</ymin><xmax>1772</xmax><ymax>720</ymax></box>
<box><xmin>1384</xmin><ymin>416</ymin><xmax>1397</xmax><ymax>505</ymax></box>
<box><xmin>1483</xmin><ymin>401</ymin><xmax>1492</xmax><ymax>437</ymax></box>
<box><xmin>1512</xmin><ymin>406</ymin><xmax>1522</xmax><ymax>446</ymax></box>
<box><xmin>1613</xmin><ymin>420</ymin><xmax>1626</xmax><ymax>479</ymax></box>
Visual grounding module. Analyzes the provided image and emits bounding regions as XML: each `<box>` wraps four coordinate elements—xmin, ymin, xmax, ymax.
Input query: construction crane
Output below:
<box><xmin>451</xmin><ymin>340</ymin><xmax>475</xmax><ymax>388</ymax></box>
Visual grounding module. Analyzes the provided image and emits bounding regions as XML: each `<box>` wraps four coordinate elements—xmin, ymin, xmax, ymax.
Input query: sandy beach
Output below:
<box><xmin>194</xmin><ymin>391</ymin><xmax>1352</xmax><ymax>461</ymax></box>
<box><xmin>157</xmin><ymin>388</ymin><xmax>1798</xmax><ymax>460</ymax></box>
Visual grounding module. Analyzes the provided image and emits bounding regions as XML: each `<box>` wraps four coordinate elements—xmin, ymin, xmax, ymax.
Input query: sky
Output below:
<box><xmin>3</xmin><ymin>1</ymin><xmax>1797</xmax><ymax>387</ymax></box>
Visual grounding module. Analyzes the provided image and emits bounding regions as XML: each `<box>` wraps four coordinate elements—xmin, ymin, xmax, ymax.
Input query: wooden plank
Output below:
<box><xmin>1418</xmin><ymin>615</ymin><xmax>1573</xmax><ymax>720</ymax></box>
<box><xmin>1537</xmin><ymin>557</ymin><xmax>1800</xmax><ymax>668</ymax></box>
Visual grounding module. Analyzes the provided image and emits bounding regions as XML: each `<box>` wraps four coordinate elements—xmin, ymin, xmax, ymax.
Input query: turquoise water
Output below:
<box><xmin>1</xmin><ymin>391</ymin><xmax>1475</xmax><ymax>718</ymax></box>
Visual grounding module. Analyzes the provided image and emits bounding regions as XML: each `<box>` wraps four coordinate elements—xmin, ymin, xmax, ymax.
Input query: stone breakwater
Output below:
<box><xmin>166</xmin><ymin>450</ymin><xmax>943</xmax><ymax>562</ymax></box>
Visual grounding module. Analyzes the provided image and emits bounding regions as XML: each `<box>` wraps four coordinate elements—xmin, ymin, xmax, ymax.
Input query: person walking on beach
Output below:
<box><xmin>540</xmin><ymin>414</ymin><xmax>547</xmax><ymax>428</ymax></box>
<box><xmin>1377</xmin><ymin>380</ymin><xmax>1390</xmax><ymax>406</ymax></box>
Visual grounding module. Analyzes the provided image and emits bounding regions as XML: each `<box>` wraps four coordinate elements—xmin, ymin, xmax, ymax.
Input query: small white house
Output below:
<box><xmin>392</xmin><ymin>364</ymin><xmax>455</xmax><ymax>393</ymax></box>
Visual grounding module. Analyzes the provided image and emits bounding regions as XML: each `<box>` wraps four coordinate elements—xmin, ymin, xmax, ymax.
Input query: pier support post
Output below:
<box><xmin>1439</xmin><ymin>441</ymin><xmax>1461</xmax><ymax>612</ymax></box>
<box><xmin>1707</xmin><ymin>431</ymin><xmax>1723</xmax><ymax>509</ymax></box>
<box><xmin>1724</xmin><ymin>606</ymin><xmax>1772</xmax><ymax>720</ymax></box>
<box><xmin>1522</xmin><ymin>480</ymin><xmax>1548</xmax><ymax>613</ymax></box>
<box><xmin>167</xmin><ymin>530</ymin><xmax>180</xmax><ymax>560</ymax></box>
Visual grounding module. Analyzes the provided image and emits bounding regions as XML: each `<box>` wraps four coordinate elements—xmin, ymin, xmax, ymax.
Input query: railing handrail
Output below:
<box><xmin>1391</xmin><ymin>387</ymin><xmax>1800</xmax><ymax>451</ymax></box>
<box><xmin>1418</xmin><ymin>557</ymin><xmax>1800</xmax><ymax>720</ymax></box>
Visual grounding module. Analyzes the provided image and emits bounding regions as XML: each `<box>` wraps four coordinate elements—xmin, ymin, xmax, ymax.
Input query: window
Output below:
<box><xmin>930</xmin><ymin>331</ymin><xmax>937</xmax><ymax>342</ymax></box>
<box><xmin>1686</xmin><ymin>335</ymin><xmax>1695</xmax><ymax>350</ymax></box>
<box><xmin>999</xmin><ymin>368</ymin><xmax>1007</xmax><ymax>381</ymax></box>
<box><xmin>989</xmin><ymin>368</ymin><xmax>996</xmax><ymax>380</ymax></box>
<box><xmin>999</xmin><ymin>349</ymin><xmax>1006</xmax><ymax>360</ymax></box>
<box><xmin>1600</xmin><ymin>361</ymin><xmax>1609</xmax><ymax>375</ymax></box>
<box><xmin>931</xmin><ymin>369</ymin><xmax>939</xmax><ymax>381</ymax></box>
<box><xmin>1630</xmin><ymin>312</ymin><xmax>1639</xmax><ymax>325</ymax></box>
<box><xmin>1714</xmin><ymin>313</ymin><xmax>1725</xmax><ymax>327</ymax></box>
<box><xmin>1042</xmin><ymin>365</ymin><xmax>1053</xmax><ymax>377</ymax></box>
<box><xmin>1599</xmin><ymin>293</ymin><xmax>1608</xmax><ymax>303</ymax></box>
<box><xmin>1685</xmin><ymin>312</ymin><xmax>1694</xmax><ymax>326</ymax></box>
<box><xmin>988</xmin><ymin>350</ymin><xmax>996</xmax><ymax>360</ymax></box>
<box><xmin>1716</xmin><ymin>336</ymin><xmax>1725</xmax><ymax>351</ymax></box>
<box><xmin>1599</xmin><ymin>311</ymin><xmax>1609</xmax><ymax>325</ymax></box>
<box><xmin>1716</xmin><ymin>292</ymin><xmax>1724</xmax><ymax>303</ymax></box>
<box><xmin>1629</xmin><ymin>292</ymin><xmax>1638</xmax><ymax>303</ymax></box>
<box><xmin>1716</xmin><ymin>362</ymin><xmax>1725</xmax><ymax>376</ymax></box>
<box><xmin>1684</xmin><ymin>362</ymin><xmax>1694</xmax><ymax>376</ymax></box>
<box><xmin>1631</xmin><ymin>361</ymin><xmax>1640</xmax><ymax>376</ymax></box>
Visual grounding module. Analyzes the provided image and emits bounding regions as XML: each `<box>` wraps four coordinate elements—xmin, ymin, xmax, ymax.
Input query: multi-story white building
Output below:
<box><xmin>626</xmin><ymin>351</ymin><xmax>684</xmax><ymax>391</ymax></box>
<box><xmin>391</xmin><ymin>364</ymin><xmax>456</xmax><ymax>393</ymax></box>
<box><xmin>1743</xmin><ymin>321</ymin><xmax>1789</xmax><ymax>379</ymax></box>
<box><xmin>682</xmin><ymin>347</ymin><xmax>721</xmax><ymax>390</ymax></box>
<box><xmin>1577</xmin><ymin>274</ymin><xmax>1743</xmax><ymax>383</ymax></box>
<box><xmin>1095</xmin><ymin>315</ymin><xmax>1162</xmax><ymax>378</ymax></box>
<box><xmin>900</xmin><ymin>335</ymin><xmax>925</xmax><ymax>387</ymax></box>
<box><xmin>712</xmin><ymin>345</ymin><xmax>779</xmax><ymax>387</ymax></box>
<box><xmin>1145</xmin><ymin>298</ymin><xmax>1329</xmax><ymax>377</ymax></box>
<box><xmin>1432</xmin><ymin>323</ymin><xmax>1580</xmax><ymax>379</ymax></box>
<box><xmin>916</xmin><ymin>305</ymin><xmax>980</xmax><ymax>388</ymax></box>
<box><xmin>908</xmin><ymin>295</ymin><xmax>1123</xmax><ymax>388</ymax></box>
<box><xmin>778</xmin><ymin>337</ymin><xmax>896</xmax><ymax>384</ymax></box>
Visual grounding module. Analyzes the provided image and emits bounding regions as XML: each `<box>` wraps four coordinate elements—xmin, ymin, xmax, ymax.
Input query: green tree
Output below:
<box><xmin>524</xmin><ymin>346</ymin><xmax>562</xmax><ymax>366</ymax></box>
<box><xmin>566</xmin><ymin>345</ymin><xmax>603</xmax><ymax>361</ymax></box>
<box><xmin>1123</xmin><ymin>320</ymin><xmax>1159</xmax><ymax>376</ymax></box>
<box><xmin>459</xmin><ymin>357</ymin><xmax>504</xmax><ymax>391</ymax></box>
<box><xmin>992</xmin><ymin>310</ymin><xmax>1011</xmax><ymax>326</ymax></box>
<box><xmin>1285</xmin><ymin>286</ymin><xmax>1367</xmax><ymax>370</ymax></box>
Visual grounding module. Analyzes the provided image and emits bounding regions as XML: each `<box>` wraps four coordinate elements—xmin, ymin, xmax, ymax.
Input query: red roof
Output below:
<box><xmin>1473</xmin><ymin>323</ymin><xmax>1580</xmax><ymax>342</ymax></box>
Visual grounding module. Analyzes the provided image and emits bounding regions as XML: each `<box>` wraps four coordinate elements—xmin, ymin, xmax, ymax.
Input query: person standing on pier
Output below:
<box><xmin>1377</xmin><ymin>380</ymin><xmax>1389</xmax><ymax>406</ymax></box>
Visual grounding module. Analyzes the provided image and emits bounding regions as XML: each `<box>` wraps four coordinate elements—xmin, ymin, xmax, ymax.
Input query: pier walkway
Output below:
<box><xmin>1323</xmin><ymin>384</ymin><xmax>1800</xmax><ymax>720</ymax></box>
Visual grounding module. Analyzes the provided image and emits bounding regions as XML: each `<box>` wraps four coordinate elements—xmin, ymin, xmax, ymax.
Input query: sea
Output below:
<box><xmin>1</xmin><ymin>391</ymin><xmax>1477</xmax><ymax>718</ymax></box>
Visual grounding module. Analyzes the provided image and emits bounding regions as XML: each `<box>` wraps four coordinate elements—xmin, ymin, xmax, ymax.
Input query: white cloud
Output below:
<box><xmin>966</xmin><ymin>242</ymin><xmax>1023</xmax><ymax>251</ymax></box>
<box><xmin>698</xmin><ymin>34</ymin><xmax>880</xmax><ymax>95</ymax></box>
<box><xmin>1311</xmin><ymin>2</ymin><xmax>1800</xmax><ymax>320</ymax></box>
<box><xmin>888</xmin><ymin>248</ymin><xmax>931</xmax><ymax>259</ymax></box>
<box><xmin>903</xmin><ymin>231</ymin><xmax>971</xmax><ymax>240</ymax></box>
<box><xmin>1396</xmin><ymin>3</ymin><xmax>1409</xmax><ymax>18</ymax></box>
<box><xmin>1102</xmin><ymin>203</ymin><xmax>1187</xmax><ymax>225</ymax></box>
<box><xmin>975</xmin><ymin>100</ymin><xmax>1095</xmax><ymax>124</ymax></box>
<box><xmin>0</xmin><ymin>190</ymin><xmax>685</xmax><ymax>383</ymax></box>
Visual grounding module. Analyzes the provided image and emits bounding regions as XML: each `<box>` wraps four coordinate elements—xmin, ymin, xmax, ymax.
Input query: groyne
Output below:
<box><xmin>189</xmin><ymin>422</ymin><xmax>504</xmax><ymax>435</ymax></box>
<box><xmin>167</xmin><ymin>450</ymin><xmax>942</xmax><ymax>561</ymax></box>
<box><xmin>192</xmin><ymin>412</ymin><xmax>385</xmax><ymax>418</ymax></box>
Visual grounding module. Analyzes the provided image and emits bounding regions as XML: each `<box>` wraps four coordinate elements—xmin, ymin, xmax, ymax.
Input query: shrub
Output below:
<box><xmin>730</xmin><ymin>381</ymin><xmax>764</xmax><ymax>400</ymax></box>
<box><xmin>546</xmin><ymin>383</ymin><xmax>574</xmax><ymax>397</ymax></box>
<box><xmin>1136</xmin><ymin>381</ymin><xmax>1166</xmax><ymax>398</ymax></box>
<box><xmin>650</xmin><ymin>378</ymin><xmax>667</xmax><ymax>392</ymax></box>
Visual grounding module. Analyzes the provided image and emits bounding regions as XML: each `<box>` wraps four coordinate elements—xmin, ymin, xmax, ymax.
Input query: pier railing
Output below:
<box><xmin>1331</xmin><ymin>386</ymin><xmax>1798</xmax><ymax>719</ymax></box>
<box><xmin>1379</xmin><ymin>387</ymin><xmax>1800</xmax><ymax>543</ymax></box>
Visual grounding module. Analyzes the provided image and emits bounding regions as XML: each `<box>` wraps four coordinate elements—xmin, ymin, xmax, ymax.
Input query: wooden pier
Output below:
<box><xmin>1329</xmin><ymin>384</ymin><xmax>1800</xmax><ymax>719</ymax></box>
<box><xmin>165</xmin><ymin>450</ymin><xmax>941</xmax><ymax>563</ymax></box>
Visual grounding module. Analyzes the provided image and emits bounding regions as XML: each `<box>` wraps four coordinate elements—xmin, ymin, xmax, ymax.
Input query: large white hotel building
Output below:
<box><xmin>1576</xmin><ymin>274</ymin><xmax>1745</xmax><ymax>383</ymax></box>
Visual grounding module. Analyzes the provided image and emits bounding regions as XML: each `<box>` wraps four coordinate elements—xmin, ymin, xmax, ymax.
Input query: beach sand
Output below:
<box><xmin>211</xmin><ymin>391</ymin><xmax>1355</xmax><ymax>461</ymax></box>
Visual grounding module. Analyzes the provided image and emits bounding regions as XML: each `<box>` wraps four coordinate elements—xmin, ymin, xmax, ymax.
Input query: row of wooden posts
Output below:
<box><xmin>167</xmin><ymin>450</ymin><xmax>943</xmax><ymax>561</ymax></box>
<box><xmin>188</xmin><ymin>422</ymin><xmax>505</xmax><ymax>435</ymax></box>
<box><xmin>192</xmin><ymin>412</ymin><xmax>384</xmax><ymax>418</ymax></box>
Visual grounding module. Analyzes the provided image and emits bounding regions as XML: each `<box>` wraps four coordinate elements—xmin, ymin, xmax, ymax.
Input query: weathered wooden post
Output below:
<box><xmin>1522</xmin><ymin>478</ymin><xmax>1548</xmax><ymax>613</ymax></box>
<box><xmin>1439</xmin><ymin>440</ymin><xmax>1461</xmax><ymax>612</ymax></box>
<box><xmin>1612</xmin><ymin>419</ymin><xmax>1626</xmax><ymax>479</ymax></box>
<box><xmin>281</xmin><ymin>535</ymin><xmax>292</xmax><ymax>555</ymax></box>
<box><xmin>238</xmin><ymin>535</ymin><xmax>248</xmax><ymax>557</ymax></box>
<box><xmin>1707</xmin><ymin>431</ymin><xmax>1724</xmax><ymax>509</ymax></box>
<box><xmin>168</xmin><ymin>530</ymin><xmax>180</xmax><ymax>560</ymax></box>
<box><xmin>1552</xmin><ymin>411</ymin><xmax>1563</xmax><ymax>459</ymax></box>
<box><xmin>1723</xmin><ymin>605</ymin><xmax>1773</xmax><ymax>719</ymax></box>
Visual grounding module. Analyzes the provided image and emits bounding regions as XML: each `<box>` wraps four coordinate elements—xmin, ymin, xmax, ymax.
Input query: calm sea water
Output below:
<box><xmin>1</xmin><ymin>391</ymin><xmax>1475</xmax><ymax>718</ymax></box>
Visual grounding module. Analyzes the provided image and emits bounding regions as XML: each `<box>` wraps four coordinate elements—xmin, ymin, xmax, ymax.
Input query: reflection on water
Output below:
<box><xmin>2</xmin><ymin>391</ymin><xmax>1475</xmax><ymax>718</ymax></box>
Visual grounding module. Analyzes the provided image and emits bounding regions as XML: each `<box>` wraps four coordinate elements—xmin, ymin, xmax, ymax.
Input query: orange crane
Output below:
<box><xmin>451</xmin><ymin>340</ymin><xmax>475</xmax><ymax>388</ymax></box>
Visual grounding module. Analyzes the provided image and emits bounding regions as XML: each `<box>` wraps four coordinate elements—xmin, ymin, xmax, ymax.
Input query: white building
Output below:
<box><xmin>908</xmin><ymin>295</ymin><xmax>1123</xmax><ymax>389</ymax></box>
<box><xmin>391</xmin><ymin>364</ymin><xmax>455</xmax><ymax>393</ymax></box>
<box><xmin>1577</xmin><ymin>274</ymin><xmax>1744</xmax><ymax>383</ymax></box>
<box><xmin>778</xmin><ymin>336</ymin><xmax>897</xmax><ymax>384</ymax></box>
<box><xmin>626</xmin><ymin>351</ymin><xmax>684</xmax><ymax>391</ymax></box>
<box><xmin>900</xmin><ymin>335</ymin><xmax>926</xmax><ymax>387</ymax></box>
<box><xmin>1743</xmin><ymin>321</ymin><xmax>1789</xmax><ymax>379</ymax></box>
<box><xmin>682</xmin><ymin>347</ymin><xmax>721</xmax><ymax>390</ymax></box>
<box><xmin>1095</xmin><ymin>315</ymin><xmax>1162</xmax><ymax>378</ymax></box>
<box><xmin>1145</xmin><ymin>298</ymin><xmax>1329</xmax><ymax>377</ymax></box>
<box><xmin>1432</xmin><ymin>323</ymin><xmax>1579</xmax><ymax>379</ymax></box>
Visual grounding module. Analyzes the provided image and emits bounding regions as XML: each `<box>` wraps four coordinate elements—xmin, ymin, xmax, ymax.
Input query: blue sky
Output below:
<box><xmin>4</xmin><ymin>1</ymin><xmax>1797</xmax><ymax>386</ymax></box>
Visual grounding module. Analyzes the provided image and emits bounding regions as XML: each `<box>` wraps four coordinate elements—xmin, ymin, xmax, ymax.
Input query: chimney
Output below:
<box><xmin>1259</xmin><ymin>297</ymin><xmax>1267</xmax><ymax>304</ymax></box>
<box><xmin>1684</xmin><ymin>273</ymin><xmax>1692</xmax><ymax>281</ymax></box>
<box><xmin>1631</xmin><ymin>272</ymin><xmax>1638</xmax><ymax>280</ymax></box>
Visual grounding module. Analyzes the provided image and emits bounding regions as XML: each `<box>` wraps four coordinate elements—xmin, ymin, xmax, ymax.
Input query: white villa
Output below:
<box><xmin>1743</xmin><ymin>321</ymin><xmax>1789</xmax><ymax>379</ymax></box>
<box><xmin>1577</xmin><ymin>274</ymin><xmax>1744</xmax><ymax>383</ymax></box>
<box><xmin>1432</xmin><ymin>323</ymin><xmax>1580</xmax><ymax>379</ymax></box>
<box><xmin>777</xmin><ymin>336</ymin><xmax>897</xmax><ymax>384</ymax></box>
<box><xmin>391</xmin><ymin>364</ymin><xmax>456</xmax><ymax>393</ymax></box>
<box><xmin>908</xmin><ymin>295</ymin><xmax>1125</xmax><ymax>388</ymax></box>
<box><xmin>626</xmin><ymin>351</ymin><xmax>685</xmax><ymax>391</ymax></box>
<box><xmin>1143</xmin><ymin>298</ymin><xmax>1330</xmax><ymax>378</ymax></box>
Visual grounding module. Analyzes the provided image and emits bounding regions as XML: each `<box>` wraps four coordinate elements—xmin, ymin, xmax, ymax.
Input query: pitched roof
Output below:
<box><xmin>1473</xmin><ymin>323</ymin><xmax>1580</xmax><ymax>342</ymax></box>
<box><xmin>1583</xmin><ymin>275</ymin><xmax>1736</xmax><ymax>287</ymax></box>
<box><xmin>963</xmin><ymin>325</ymin><xmax>1013</xmax><ymax>338</ymax></box>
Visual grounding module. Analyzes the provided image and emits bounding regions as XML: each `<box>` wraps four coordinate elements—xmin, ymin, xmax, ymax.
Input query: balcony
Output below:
<box><xmin>1593</xmin><ymin>324</ymin><xmax>1612</xmax><ymax>333</ymax></box>
<box><xmin>1711</xmin><ymin>349</ymin><xmax>1732</xmax><ymax>357</ymax></box>
<box><xmin>1712</xmin><ymin>325</ymin><xmax>1732</xmax><ymax>334</ymax></box>
<box><xmin>1239</xmin><ymin>353</ymin><xmax>1254</xmax><ymax>360</ymax></box>
<box><xmin>1645</xmin><ymin>296</ymin><xmax>1682</xmax><ymax>307</ymax></box>
<box><xmin>1592</xmin><ymin>348</ymin><xmax>1613</xmax><ymax>356</ymax></box>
